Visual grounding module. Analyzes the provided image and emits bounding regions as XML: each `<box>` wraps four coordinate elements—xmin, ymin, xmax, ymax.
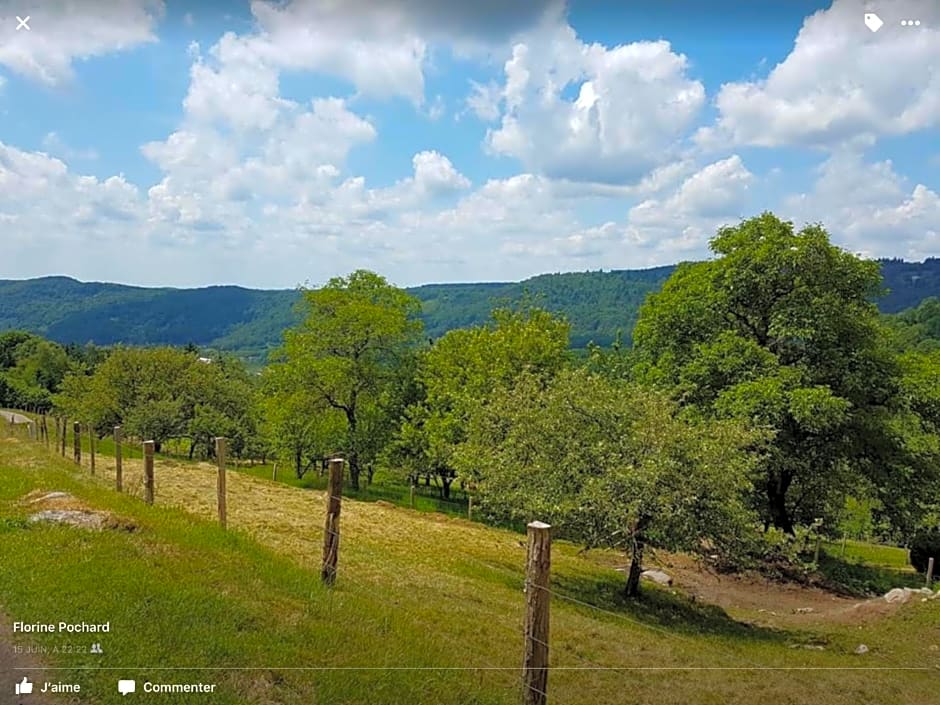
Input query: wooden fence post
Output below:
<box><xmin>216</xmin><ymin>437</ymin><xmax>227</xmax><ymax>529</ymax></box>
<box><xmin>89</xmin><ymin>428</ymin><xmax>96</xmax><ymax>475</ymax></box>
<box><xmin>143</xmin><ymin>441</ymin><xmax>155</xmax><ymax>505</ymax></box>
<box><xmin>928</xmin><ymin>557</ymin><xmax>935</xmax><ymax>588</ymax></box>
<box><xmin>321</xmin><ymin>457</ymin><xmax>344</xmax><ymax>586</ymax></box>
<box><xmin>522</xmin><ymin>521</ymin><xmax>552</xmax><ymax>705</ymax></box>
<box><xmin>61</xmin><ymin>417</ymin><xmax>67</xmax><ymax>457</ymax></box>
<box><xmin>468</xmin><ymin>495</ymin><xmax>474</xmax><ymax>521</ymax></box>
<box><xmin>410</xmin><ymin>483</ymin><xmax>416</xmax><ymax>510</ymax></box>
<box><xmin>73</xmin><ymin>422</ymin><xmax>81</xmax><ymax>465</ymax></box>
<box><xmin>114</xmin><ymin>426</ymin><xmax>123</xmax><ymax>492</ymax></box>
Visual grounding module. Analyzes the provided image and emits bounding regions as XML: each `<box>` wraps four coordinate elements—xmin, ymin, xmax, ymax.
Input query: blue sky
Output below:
<box><xmin>0</xmin><ymin>0</ymin><xmax>937</xmax><ymax>288</ymax></box>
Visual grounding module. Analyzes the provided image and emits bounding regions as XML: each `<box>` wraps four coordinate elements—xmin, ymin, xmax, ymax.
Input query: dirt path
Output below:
<box><xmin>0</xmin><ymin>611</ymin><xmax>66</xmax><ymax>705</ymax></box>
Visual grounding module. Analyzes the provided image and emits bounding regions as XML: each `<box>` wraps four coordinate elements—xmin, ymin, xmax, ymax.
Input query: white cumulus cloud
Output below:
<box><xmin>0</xmin><ymin>0</ymin><xmax>163</xmax><ymax>86</ymax></box>
<box><xmin>696</xmin><ymin>0</ymin><xmax>940</xmax><ymax>149</ymax></box>
<box><xmin>783</xmin><ymin>152</ymin><xmax>940</xmax><ymax>260</ymax></box>
<box><xmin>484</xmin><ymin>20</ymin><xmax>705</xmax><ymax>184</ymax></box>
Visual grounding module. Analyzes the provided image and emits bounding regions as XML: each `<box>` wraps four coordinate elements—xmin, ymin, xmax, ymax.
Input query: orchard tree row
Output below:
<box><xmin>5</xmin><ymin>212</ymin><xmax>940</xmax><ymax>595</ymax></box>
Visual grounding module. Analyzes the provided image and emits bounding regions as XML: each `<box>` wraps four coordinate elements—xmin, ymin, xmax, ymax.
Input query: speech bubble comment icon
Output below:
<box><xmin>118</xmin><ymin>679</ymin><xmax>136</xmax><ymax>696</ymax></box>
<box><xmin>864</xmin><ymin>13</ymin><xmax>884</xmax><ymax>32</ymax></box>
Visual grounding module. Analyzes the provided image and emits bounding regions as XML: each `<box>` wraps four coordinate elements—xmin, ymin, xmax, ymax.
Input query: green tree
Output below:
<box><xmin>0</xmin><ymin>333</ymin><xmax>75</xmax><ymax>412</ymax></box>
<box><xmin>260</xmin><ymin>364</ymin><xmax>346</xmax><ymax>479</ymax></box>
<box><xmin>277</xmin><ymin>271</ymin><xmax>423</xmax><ymax>490</ymax></box>
<box><xmin>388</xmin><ymin>306</ymin><xmax>571</xmax><ymax>495</ymax></box>
<box><xmin>633</xmin><ymin>213</ymin><xmax>917</xmax><ymax>533</ymax></box>
<box><xmin>883</xmin><ymin>297</ymin><xmax>940</xmax><ymax>353</ymax></box>
<box><xmin>55</xmin><ymin>347</ymin><xmax>259</xmax><ymax>456</ymax></box>
<box><xmin>457</xmin><ymin>368</ymin><xmax>759</xmax><ymax>596</ymax></box>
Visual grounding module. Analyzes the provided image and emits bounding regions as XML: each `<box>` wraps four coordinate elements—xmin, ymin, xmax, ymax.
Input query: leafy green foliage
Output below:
<box><xmin>54</xmin><ymin>347</ymin><xmax>257</xmax><ymax>457</ymax></box>
<box><xmin>882</xmin><ymin>299</ymin><xmax>940</xmax><ymax>353</ymax></box>
<box><xmin>259</xmin><ymin>364</ymin><xmax>346</xmax><ymax>479</ymax></box>
<box><xmin>634</xmin><ymin>213</ymin><xmax>935</xmax><ymax>536</ymax></box>
<box><xmin>456</xmin><ymin>367</ymin><xmax>760</xmax><ymax>595</ymax></box>
<box><xmin>386</xmin><ymin>306</ymin><xmax>571</xmax><ymax>497</ymax></box>
<box><xmin>273</xmin><ymin>270</ymin><xmax>423</xmax><ymax>489</ymax></box>
<box><xmin>0</xmin><ymin>331</ymin><xmax>81</xmax><ymax>411</ymax></box>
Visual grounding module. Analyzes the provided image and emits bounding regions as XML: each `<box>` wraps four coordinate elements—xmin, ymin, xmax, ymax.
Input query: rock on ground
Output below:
<box><xmin>883</xmin><ymin>587</ymin><xmax>935</xmax><ymax>604</ymax></box>
<box><xmin>854</xmin><ymin>644</ymin><xmax>869</xmax><ymax>655</ymax></box>
<box><xmin>28</xmin><ymin>510</ymin><xmax>109</xmax><ymax>530</ymax></box>
<box><xmin>641</xmin><ymin>569</ymin><xmax>673</xmax><ymax>586</ymax></box>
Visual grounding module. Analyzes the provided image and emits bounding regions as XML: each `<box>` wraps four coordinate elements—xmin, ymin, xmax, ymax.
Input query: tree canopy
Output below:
<box><xmin>457</xmin><ymin>367</ymin><xmax>760</xmax><ymax>595</ymax></box>
<box><xmin>633</xmin><ymin>213</ymin><xmax>936</xmax><ymax>534</ymax></box>
<box><xmin>274</xmin><ymin>270</ymin><xmax>423</xmax><ymax>490</ymax></box>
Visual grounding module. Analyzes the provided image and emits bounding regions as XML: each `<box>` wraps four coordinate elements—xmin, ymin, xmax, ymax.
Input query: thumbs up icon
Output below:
<box><xmin>15</xmin><ymin>676</ymin><xmax>34</xmax><ymax>694</ymax></box>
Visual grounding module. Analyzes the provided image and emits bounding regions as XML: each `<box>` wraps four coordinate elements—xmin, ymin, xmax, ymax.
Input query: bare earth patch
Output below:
<box><xmin>588</xmin><ymin>549</ymin><xmax>923</xmax><ymax>630</ymax></box>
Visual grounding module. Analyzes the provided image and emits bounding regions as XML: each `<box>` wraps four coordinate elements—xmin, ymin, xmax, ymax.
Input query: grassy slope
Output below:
<box><xmin>0</xmin><ymin>435</ymin><xmax>938</xmax><ymax>705</ymax></box>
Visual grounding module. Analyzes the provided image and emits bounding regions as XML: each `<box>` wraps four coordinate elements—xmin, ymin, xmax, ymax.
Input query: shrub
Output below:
<box><xmin>909</xmin><ymin>527</ymin><xmax>940</xmax><ymax>574</ymax></box>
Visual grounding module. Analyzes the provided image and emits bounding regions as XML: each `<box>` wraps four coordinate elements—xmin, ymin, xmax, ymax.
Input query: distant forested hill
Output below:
<box><xmin>1</xmin><ymin>258</ymin><xmax>938</xmax><ymax>359</ymax></box>
<box><xmin>878</xmin><ymin>258</ymin><xmax>940</xmax><ymax>312</ymax></box>
<box><xmin>411</xmin><ymin>265</ymin><xmax>676</xmax><ymax>347</ymax></box>
<box><xmin>0</xmin><ymin>277</ymin><xmax>298</xmax><ymax>363</ymax></box>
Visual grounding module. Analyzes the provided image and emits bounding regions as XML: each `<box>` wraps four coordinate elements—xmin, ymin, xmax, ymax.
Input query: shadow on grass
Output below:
<box><xmin>816</xmin><ymin>551</ymin><xmax>924</xmax><ymax>596</ymax></box>
<box><xmin>551</xmin><ymin>572</ymin><xmax>789</xmax><ymax>644</ymax></box>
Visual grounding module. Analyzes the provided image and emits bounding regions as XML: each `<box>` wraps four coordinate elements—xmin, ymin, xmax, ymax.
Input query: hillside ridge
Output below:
<box><xmin>2</xmin><ymin>258</ymin><xmax>939</xmax><ymax>359</ymax></box>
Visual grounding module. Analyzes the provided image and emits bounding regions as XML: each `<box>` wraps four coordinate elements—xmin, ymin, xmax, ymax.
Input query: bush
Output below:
<box><xmin>711</xmin><ymin>525</ymin><xmax>818</xmax><ymax>579</ymax></box>
<box><xmin>909</xmin><ymin>527</ymin><xmax>940</xmax><ymax>574</ymax></box>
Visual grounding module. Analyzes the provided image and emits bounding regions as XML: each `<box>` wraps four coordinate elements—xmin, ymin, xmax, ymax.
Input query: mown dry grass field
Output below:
<box><xmin>0</xmin><ymin>430</ymin><xmax>938</xmax><ymax>705</ymax></box>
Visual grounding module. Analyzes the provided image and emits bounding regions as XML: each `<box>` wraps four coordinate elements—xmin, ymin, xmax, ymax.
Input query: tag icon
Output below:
<box><xmin>864</xmin><ymin>13</ymin><xmax>884</xmax><ymax>32</ymax></box>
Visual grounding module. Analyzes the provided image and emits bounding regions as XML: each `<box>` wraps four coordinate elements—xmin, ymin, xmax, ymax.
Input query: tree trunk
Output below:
<box><xmin>345</xmin><ymin>408</ymin><xmax>360</xmax><ymax>491</ymax></box>
<box><xmin>294</xmin><ymin>449</ymin><xmax>303</xmax><ymax>480</ymax></box>
<box><xmin>767</xmin><ymin>472</ymin><xmax>795</xmax><ymax>534</ymax></box>
<box><xmin>441</xmin><ymin>474</ymin><xmax>453</xmax><ymax>500</ymax></box>
<box><xmin>624</xmin><ymin>538</ymin><xmax>645</xmax><ymax>598</ymax></box>
<box><xmin>154</xmin><ymin>440</ymin><xmax>162</xmax><ymax>454</ymax></box>
<box><xmin>348</xmin><ymin>451</ymin><xmax>361</xmax><ymax>491</ymax></box>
